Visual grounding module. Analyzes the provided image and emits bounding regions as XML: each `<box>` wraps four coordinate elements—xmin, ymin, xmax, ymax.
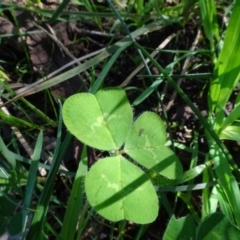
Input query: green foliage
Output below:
<box><xmin>27</xmin><ymin>102</ymin><xmax>64</xmax><ymax>239</ymax></box>
<box><xmin>163</xmin><ymin>215</ymin><xmax>196</xmax><ymax>240</ymax></box>
<box><xmin>163</xmin><ymin>213</ymin><xmax>240</xmax><ymax>240</ymax></box>
<box><xmin>208</xmin><ymin>144</ymin><xmax>240</xmax><ymax>226</ymax></box>
<box><xmin>124</xmin><ymin>111</ymin><xmax>182</xmax><ymax>179</ymax></box>
<box><xmin>63</xmin><ymin>88</ymin><xmax>182</xmax><ymax>224</ymax></box>
<box><xmin>0</xmin><ymin>132</ymin><xmax>43</xmax><ymax>238</ymax></box>
<box><xmin>206</xmin><ymin>1</ymin><xmax>240</xmax><ymax>228</ymax></box>
<box><xmin>60</xmin><ymin>146</ymin><xmax>88</xmax><ymax>239</ymax></box>
<box><xmin>85</xmin><ymin>156</ymin><xmax>158</xmax><ymax>224</ymax></box>
<box><xmin>199</xmin><ymin>0</ymin><xmax>219</xmax><ymax>54</ymax></box>
<box><xmin>197</xmin><ymin>213</ymin><xmax>240</xmax><ymax>240</ymax></box>
<box><xmin>2</xmin><ymin>0</ymin><xmax>240</xmax><ymax>238</ymax></box>
<box><xmin>208</xmin><ymin>1</ymin><xmax>240</xmax><ymax>132</ymax></box>
<box><xmin>63</xmin><ymin>88</ymin><xmax>132</xmax><ymax>150</ymax></box>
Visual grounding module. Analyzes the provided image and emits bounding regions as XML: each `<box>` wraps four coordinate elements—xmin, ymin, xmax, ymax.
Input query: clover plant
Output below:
<box><xmin>62</xmin><ymin>88</ymin><xmax>182</xmax><ymax>224</ymax></box>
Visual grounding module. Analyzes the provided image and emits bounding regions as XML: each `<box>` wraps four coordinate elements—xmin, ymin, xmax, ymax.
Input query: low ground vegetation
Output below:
<box><xmin>0</xmin><ymin>0</ymin><xmax>240</xmax><ymax>239</ymax></box>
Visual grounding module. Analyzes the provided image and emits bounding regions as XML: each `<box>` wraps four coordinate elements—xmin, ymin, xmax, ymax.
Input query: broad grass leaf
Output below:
<box><xmin>217</xmin><ymin>188</ymin><xmax>235</xmax><ymax>224</ymax></box>
<box><xmin>60</xmin><ymin>146</ymin><xmax>88</xmax><ymax>239</ymax></box>
<box><xmin>208</xmin><ymin>1</ymin><xmax>240</xmax><ymax>115</ymax></box>
<box><xmin>63</xmin><ymin>88</ymin><xmax>132</xmax><ymax>150</ymax></box>
<box><xmin>219</xmin><ymin>103</ymin><xmax>240</xmax><ymax>132</ymax></box>
<box><xmin>124</xmin><ymin>112</ymin><xmax>182</xmax><ymax>179</ymax></box>
<box><xmin>0</xmin><ymin>136</ymin><xmax>16</xmax><ymax>167</ymax></box>
<box><xmin>85</xmin><ymin>156</ymin><xmax>158</xmax><ymax>224</ymax></box>
<box><xmin>8</xmin><ymin>212</ymin><xmax>24</xmax><ymax>236</ymax></box>
<box><xmin>175</xmin><ymin>164</ymin><xmax>207</xmax><ymax>184</ymax></box>
<box><xmin>196</xmin><ymin>213</ymin><xmax>240</xmax><ymax>240</ymax></box>
<box><xmin>199</xmin><ymin>0</ymin><xmax>219</xmax><ymax>44</ymax></box>
<box><xmin>0</xmin><ymin>195</ymin><xmax>16</xmax><ymax>217</ymax></box>
<box><xmin>163</xmin><ymin>215</ymin><xmax>196</xmax><ymax>240</ymax></box>
<box><xmin>219</xmin><ymin>125</ymin><xmax>240</xmax><ymax>142</ymax></box>
<box><xmin>209</xmin><ymin>144</ymin><xmax>240</xmax><ymax>226</ymax></box>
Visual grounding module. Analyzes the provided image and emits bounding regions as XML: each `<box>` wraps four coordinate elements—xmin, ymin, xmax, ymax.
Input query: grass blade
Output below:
<box><xmin>51</xmin><ymin>0</ymin><xmax>70</xmax><ymax>21</ymax></box>
<box><xmin>22</xmin><ymin>131</ymin><xmax>43</xmax><ymax>236</ymax></box>
<box><xmin>60</xmin><ymin>145</ymin><xmax>88</xmax><ymax>239</ymax></box>
<box><xmin>219</xmin><ymin>103</ymin><xmax>240</xmax><ymax>132</ymax></box>
<box><xmin>208</xmin><ymin>1</ymin><xmax>240</xmax><ymax>119</ymax></box>
<box><xmin>199</xmin><ymin>0</ymin><xmax>219</xmax><ymax>51</ymax></box>
<box><xmin>209</xmin><ymin>144</ymin><xmax>240</xmax><ymax>227</ymax></box>
<box><xmin>2</xmin><ymin>20</ymin><xmax>177</xmax><ymax>107</ymax></box>
<box><xmin>90</xmin><ymin>43</ymin><xmax>132</xmax><ymax>94</ymax></box>
<box><xmin>27</xmin><ymin>101</ymin><xmax>63</xmax><ymax>239</ymax></box>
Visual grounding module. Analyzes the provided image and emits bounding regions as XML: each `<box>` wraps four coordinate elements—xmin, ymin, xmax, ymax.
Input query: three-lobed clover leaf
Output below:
<box><xmin>63</xmin><ymin>88</ymin><xmax>183</xmax><ymax>224</ymax></box>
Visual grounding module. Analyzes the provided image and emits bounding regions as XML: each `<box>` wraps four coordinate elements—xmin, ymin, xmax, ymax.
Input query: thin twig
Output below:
<box><xmin>118</xmin><ymin>33</ymin><xmax>176</xmax><ymax>88</ymax></box>
<box><xmin>165</xmin><ymin>28</ymin><xmax>201</xmax><ymax>111</ymax></box>
<box><xmin>2</xmin><ymin>48</ymin><xmax>105</xmax><ymax>99</ymax></box>
<box><xmin>32</xmin><ymin>22</ymin><xmax>90</xmax><ymax>79</ymax></box>
<box><xmin>32</xmin><ymin>22</ymin><xmax>78</xmax><ymax>64</ymax></box>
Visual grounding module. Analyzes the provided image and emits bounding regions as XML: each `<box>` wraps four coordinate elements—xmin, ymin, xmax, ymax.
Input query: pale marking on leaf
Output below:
<box><xmin>90</xmin><ymin>116</ymin><xmax>104</xmax><ymax>130</ymax></box>
<box><xmin>107</xmin><ymin>182</ymin><xmax>119</xmax><ymax>191</ymax></box>
<box><xmin>148</xmin><ymin>149</ymin><xmax>157</xmax><ymax>159</ymax></box>
<box><xmin>101</xmin><ymin>174</ymin><xmax>119</xmax><ymax>191</ymax></box>
<box><xmin>144</xmin><ymin>135</ymin><xmax>151</xmax><ymax>147</ymax></box>
<box><xmin>103</xmin><ymin>113</ymin><xmax>118</xmax><ymax>122</ymax></box>
<box><xmin>136</xmin><ymin>186</ymin><xmax>144</xmax><ymax>191</ymax></box>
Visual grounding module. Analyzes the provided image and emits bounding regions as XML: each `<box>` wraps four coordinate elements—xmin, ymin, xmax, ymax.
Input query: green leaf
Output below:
<box><xmin>85</xmin><ymin>156</ymin><xmax>158</xmax><ymax>224</ymax></box>
<box><xmin>219</xmin><ymin>125</ymin><xmax>240</xmax><ymax>142</ymax></box>
<box><xmin>0</xmin><ymin>195</ymin><xmax>16</xmax><ymax>217</ymax></box>
<box><xmin>175</xmin><ymin>164</ymin><xmax>208</xmax><ymax>184</ymax></box>
<box><xmin>0</xmin><ymin>219</ymin><xmax>8</xmax><ymax>236</ymax></box>
<box><xmin>208</xmin><ymin>1</ymin><xmax>240</xmax><ymax>116</ymax></box>
<box><xmin>209</xmin><ymin>144</ymin><xmax>240</xmax><ymax>226</ymax></box>
<box><xmin>219</xmin><ymin>104</ymin><xmax>240</xmax><ymax>132</ymax></box>
<box><xmin>60</xmin><ymin>146</ymin><xmax>88</xmax><ymax>239</ymax></box>
<box><xmin>163</xmin><ymin>215</ymin><xmax>196</xmax><ymax>240</ymax></box>
<box><xmin>28</xmin><ymin>101</ymin><xmax>63</xmax><ymax>239</ymax></box>
<box><xmin>199</xmin><ymin>0</ymin><xmax>219</xmax><ymax>45</ymax></box>
<box><xmin>0</xmin><ymin>136</ymin><xmax>16</xmax><ymax>167</ymax></box>
<box><xmin>124</xmin><ymin>112</ymin><xmax>182</xmax><ymax>179</ymax></box>
<box><xmin>63</xmin><ymin>88</ymin><xmax>133</xmax><ymax>150</ymax></box>
<box><xmin>196</xmin><ymin>213</ymin><xmax>240</xmax><ymax>240</ymax></box>
<box><xmin>217</xmin><ymin>189</ymin><xmax>235</xmax><ymax>224</ymax></box>
<box><xmin>50</xmin><ymin>0</ymin><xmax>71</xmax><ymax>21</ymax></box>
<box><xmin>8</xmin><ymin>211</ymin><xmax>24</xmax><ymax>236</ymax></box>
<box><xmin>22</xmin><ymin>131</ymin><xmax>43</xmax><ymax>234</ymax></box>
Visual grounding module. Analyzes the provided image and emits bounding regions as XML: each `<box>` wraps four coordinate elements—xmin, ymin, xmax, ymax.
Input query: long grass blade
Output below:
<box><xmin>60</xmin><ymin>145</ymin><xmax>88</xmax><ymax>239</ymax></box>
<box><xmin>90</xmin><ymin>43</ymin><xmax>132</xmax><ymax>94</ymax></box>
<box><xmin>199</xmin><ymin>0</ymin><xmax>219</xmax><ymax>51</ymax></box>
<box><xmin>27</xmin><ymin>101</ymin><xmax>63</xmax><ymax>239</ymax></box>
<box><xmin>208</xmin><ymin>1</ymin><xmax>240</xmax><ymax>119</ymax></box>
<box><xmin>209</xmin><ymin>144</ymin><xmax>240</xmax><ymax>227</ymax></box>
<box><xmin>22</xmin><ymin>131</ymin><xmax>43</xmax><ymax>237</ymax></box>
<box><xmin>2</xmin><ymin>20</ymin><xmax>177</xmax><ymax>107</ymax></box>
<box><xmin>51</xmin><ymin>0</ymin><xmax>70</xmax><ymax>21</ymax></box>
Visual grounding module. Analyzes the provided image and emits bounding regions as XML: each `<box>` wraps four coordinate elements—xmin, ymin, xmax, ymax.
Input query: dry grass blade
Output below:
<box><xmin>165</xmin><ymin>28</ymin><xmax>201</xmax><ymax>111</ymax></box>
<box><xmin>1</xmin><ymin>20</ymin><xmax>170</xmax><ymax>107</ymax></box>
<box><xmin>118</xmin><ymin>33</ymin><xmax>176</xmax><ymax>88</ymax></box>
